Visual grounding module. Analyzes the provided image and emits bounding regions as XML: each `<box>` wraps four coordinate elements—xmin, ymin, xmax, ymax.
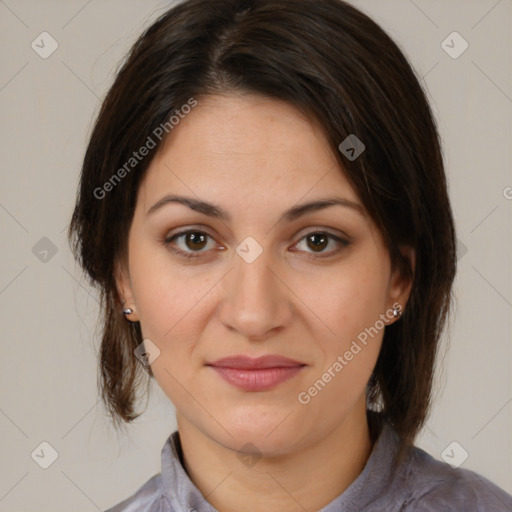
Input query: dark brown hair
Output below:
<box><xmin>68</xmin><ymin>0</ymin><xmax>457</xmax><ymax>459</ymax></box>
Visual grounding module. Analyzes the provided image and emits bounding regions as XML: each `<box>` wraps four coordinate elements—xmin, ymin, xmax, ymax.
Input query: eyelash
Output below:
<box><xmin>163</xmin><ymin>229</ymin><xmax>350</xmax><ymax>261</ymax></box>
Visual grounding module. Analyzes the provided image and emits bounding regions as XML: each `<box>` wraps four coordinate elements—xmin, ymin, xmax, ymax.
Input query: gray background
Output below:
<box><xmin>0</xmin><ymin>0</ymin><xmax>511</xmax><ymax>510</ymax></box>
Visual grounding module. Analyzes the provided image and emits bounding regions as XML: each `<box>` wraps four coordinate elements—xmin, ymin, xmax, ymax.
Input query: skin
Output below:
<box><xmin>115</xmin><ymin>93</ymin><xmax>415</xmax><ymax>512</ymax></box>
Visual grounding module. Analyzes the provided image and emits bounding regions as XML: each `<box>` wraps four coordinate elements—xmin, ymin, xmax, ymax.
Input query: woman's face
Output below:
<box><xmin>116</xmin><ymin>93</ymin><xmax>413</xmax><ymax>455</ymax></box>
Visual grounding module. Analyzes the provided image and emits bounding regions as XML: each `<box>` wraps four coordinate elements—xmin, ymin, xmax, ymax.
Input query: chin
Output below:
<box><xmin>211</xmin><ymin>409</ymin><xmax>307</xmax><ymax>455</ymax></box>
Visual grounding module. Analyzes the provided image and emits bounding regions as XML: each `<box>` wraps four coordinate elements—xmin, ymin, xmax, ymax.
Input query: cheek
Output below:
<box><xmin>300</xmin><ymin>258</ymin><xmax>390</xmax><ymax>344</ymax></box>
<box><xmin>128</xmin><ymin>235</ymin><xmax>210</xmax><ymax>339</ymax></box>
<box><xmin>128</xmin><ymin>243</ymin><xmax>221</xmax><ymax>404</ymax></box>
<box><xmin>293</xmin><ymin>257</ymin><xmax>389</xmax><ymax>402</ymax></box>
<box><xmin>295</xmin><ymin>269</ymin><xmax>387</xmax><ymax>413</ymax></box>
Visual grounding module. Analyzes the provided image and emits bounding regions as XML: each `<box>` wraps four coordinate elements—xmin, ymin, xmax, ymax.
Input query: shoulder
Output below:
<box><xmin>103</xmin><ymin>473</ymin><xmax>170</xmax><ymax>512</ymax></box>
<box><xmin>397</xmin><ymin>445</ymin><xmax>512</xmax><ymax>511</ymax></box>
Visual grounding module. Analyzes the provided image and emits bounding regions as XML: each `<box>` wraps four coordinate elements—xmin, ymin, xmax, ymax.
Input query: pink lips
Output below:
<box><xmin>207</xmin><ymin>355</ymin><xmax>305</xmax><ymax>391</ymax></box>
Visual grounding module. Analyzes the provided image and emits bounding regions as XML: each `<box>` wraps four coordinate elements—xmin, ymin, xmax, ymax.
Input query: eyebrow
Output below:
<box><xmin>146</xmin><ymin>194</ymin><xmax>365</xmax><ymax>222</ymax></box>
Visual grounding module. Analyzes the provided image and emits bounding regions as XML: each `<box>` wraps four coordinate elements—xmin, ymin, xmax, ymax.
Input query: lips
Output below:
<box><xmin>206</xmin><ymin>355</ymin><xmax>305</xmax><ymax>391</ymax></box>
<box><xmin>208</xmin><ymin>355</ymin><xmax>303</xmax><ymax>369</ymax></box>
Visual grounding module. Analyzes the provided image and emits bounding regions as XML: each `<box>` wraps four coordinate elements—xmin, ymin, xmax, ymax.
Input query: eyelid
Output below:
<box><xmin>164</xmin><ymin>227</ymin><xmax>224</xmax><ymax>250</ymax></box>
<box><xmin>290</xmin><ymin>230</ymin><xmax>350</xmax><ymax>258</ymax></box>
<box><xmin>164</xmin><ymin>224</ymin><xmax>220</xmax><ymax>241</ymax></box>
<box><xmin>298</xmin><ymin>226</ymin><xmax>351</xmax><ymax>241</ymax></box>
<box><xmin>163</xmin><ymin>226</ymin><xmax>351</xmax><ymax>261</ymax></box>
<box><xmin>163</xmin><ymin>225</ymin><xmax>350</xmax><ymax>245</ymax></box>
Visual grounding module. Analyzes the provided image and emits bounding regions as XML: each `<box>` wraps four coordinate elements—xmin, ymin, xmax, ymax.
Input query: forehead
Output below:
<box><xmin>136</xmin><ymin>93</ymin><xmax>362</xmax><ymax>215</ymax></box>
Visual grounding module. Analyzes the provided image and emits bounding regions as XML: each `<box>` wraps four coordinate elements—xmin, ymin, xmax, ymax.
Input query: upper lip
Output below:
<box><xmin>207</xmin><ymin>355</ymin><xmax>304</xmax><ymax>369</ymax></box>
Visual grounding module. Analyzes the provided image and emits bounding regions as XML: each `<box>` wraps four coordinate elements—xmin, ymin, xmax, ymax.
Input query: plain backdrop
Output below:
<box><xmin>0</xmin><ymin>0</ymin><xmax>511</xmax><ymax>510</ymax></box>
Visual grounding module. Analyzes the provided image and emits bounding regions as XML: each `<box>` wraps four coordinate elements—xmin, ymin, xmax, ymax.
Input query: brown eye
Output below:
<box><xmin>183</xmin><ymin>232</ymin><xmax>208</xmax><ymax>251</ymax></box>
<box><xmin>293</xmin><ymin>231</ymin><xmax>350</xmax><ymax>259</ymax></box>
<box><xmin>164</xmin><ymin>230</ymin><xmax>218</xmax><ymax>260</ymax></box>
<box><xmin>306</xmin><ymin>233</ymin><xmax>329</xmax><ymax>252</ymax></box>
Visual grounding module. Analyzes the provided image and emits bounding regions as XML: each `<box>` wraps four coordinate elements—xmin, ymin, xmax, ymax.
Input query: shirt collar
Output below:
<box><xmin>160</xmin><ymin>417</ymin><xmax>403</xmax><ymax>512</ymax></box>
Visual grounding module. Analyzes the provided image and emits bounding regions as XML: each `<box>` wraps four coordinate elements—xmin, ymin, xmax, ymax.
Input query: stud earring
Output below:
<box><xmin>393</xmin><ymin>305</ymin><xmax>403</xmax><ymax>318</ymax></box>
<box><xmin>121</xmin><ymin>298</ymin><xmax>134</xmax><ymax>316</ymax></box>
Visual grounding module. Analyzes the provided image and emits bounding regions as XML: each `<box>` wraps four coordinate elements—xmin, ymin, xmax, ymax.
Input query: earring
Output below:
<box><xmin>121</xmin><ymin>298</ymin><xmax>134</xmax><ymax>316</ymax></box>
<box><xmin>393</xmin><ymin>305</ymin><xmax>403</xmax><ymax>318</ymax></box>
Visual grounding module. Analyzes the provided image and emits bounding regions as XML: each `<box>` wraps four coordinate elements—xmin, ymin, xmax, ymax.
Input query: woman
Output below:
<box><xmin>68</xmin><ymin>0</ymin><xmax>512</xmax><ymax>510</ymax></box>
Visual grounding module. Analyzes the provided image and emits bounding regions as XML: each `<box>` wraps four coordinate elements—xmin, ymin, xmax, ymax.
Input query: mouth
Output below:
<box><xmin>206</xmin><ymin>355</ymin><xmax>306</xmax><ymax>391</ymax></box>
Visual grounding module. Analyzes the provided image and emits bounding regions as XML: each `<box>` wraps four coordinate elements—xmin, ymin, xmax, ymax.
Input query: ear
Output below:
<box><xmin>387</xmin><ymin>245</ymin><xmax>415</xmax><ymax>319</ymax></box>
<box><xmin>114</xmin><ymin>257</ymin><xmax>139</xmax><ymax>322</ymax></box>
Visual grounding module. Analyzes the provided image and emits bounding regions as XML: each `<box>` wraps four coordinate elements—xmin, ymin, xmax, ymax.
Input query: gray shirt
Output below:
<box><xmin>104</xmin><ymin>420</ymin><xmax>512</xmax><ymax>511</ymax></box>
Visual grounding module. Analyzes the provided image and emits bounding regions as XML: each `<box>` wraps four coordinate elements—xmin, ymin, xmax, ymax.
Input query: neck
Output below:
<box><xmin>176</xmin><ymin>404</ymin><xmax>376</xmax><ymax>512</ymax></box>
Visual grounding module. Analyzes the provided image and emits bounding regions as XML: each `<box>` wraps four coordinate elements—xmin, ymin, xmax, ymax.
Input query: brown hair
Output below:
<box><xmin>68</xmin><ymin>0</ymin><xmax>457</xmax><ymax>459</ymax></box>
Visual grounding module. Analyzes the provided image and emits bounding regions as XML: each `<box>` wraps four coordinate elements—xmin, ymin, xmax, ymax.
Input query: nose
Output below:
<box><xmin>217</xmin><ymin>242</ymin><xmax>293</xmax><ymax>341</ymax></box>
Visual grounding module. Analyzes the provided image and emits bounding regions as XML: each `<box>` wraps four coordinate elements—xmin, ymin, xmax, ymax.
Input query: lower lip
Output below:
<box><xmin>209</xmin><ymin>366</ymin><xmax>304</xmax><ymax>391</ymax></box>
